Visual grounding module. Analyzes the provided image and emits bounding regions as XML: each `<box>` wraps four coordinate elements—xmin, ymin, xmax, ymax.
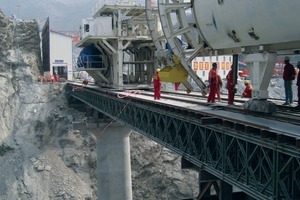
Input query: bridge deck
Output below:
<box><xmin>116</xmin><ymin>90</ymin><xmax>299</xmax><ymax>136</ymax></box>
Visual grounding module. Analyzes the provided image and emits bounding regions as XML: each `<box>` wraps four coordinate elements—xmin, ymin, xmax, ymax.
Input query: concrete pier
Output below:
<box><xmin>96</xmin><ymin>123</ymin><xmax>132</xmax><ymax>200</ymax></box>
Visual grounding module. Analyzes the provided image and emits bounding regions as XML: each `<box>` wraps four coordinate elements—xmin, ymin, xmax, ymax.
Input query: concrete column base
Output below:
<box><xmin>244</xmin><ymin>99</ymin><xmax>277</xmax><ymax>114</ymax></box>
<box><xmin>96</xmin><ymin>123</ymin><xmax>132</xmax><ymax>200</ymax></box>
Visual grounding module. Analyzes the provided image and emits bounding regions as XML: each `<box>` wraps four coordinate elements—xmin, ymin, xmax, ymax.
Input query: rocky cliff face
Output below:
<box><xmin>0</xmin><ymin>10</ymin><xmax>42</xmax><ymax>143</ymax></box>
<box><xmin>0</xmin><ymin>10</ymin><xmax>198</xmax><ymax>200</ymax></box>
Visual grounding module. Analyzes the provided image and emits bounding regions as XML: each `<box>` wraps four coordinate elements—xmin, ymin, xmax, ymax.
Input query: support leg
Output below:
<box><xmin>244</xmin><ymin>53</ymin><xmax>277</xmax><ymax>113</ymax></box>
<box><xmin>198</xmin><ymin>170</ymin><xmax>219</xmax><ymax>198</ymax></box>
<box><xmin>96</xmin><ymin>123</ymin><xmax>132</xmax><ymax>200</ymax></box>
<box><xmin>219</xmin><ymin>180</ymin><xmax>232</xmax><ymax>200</ymax></box>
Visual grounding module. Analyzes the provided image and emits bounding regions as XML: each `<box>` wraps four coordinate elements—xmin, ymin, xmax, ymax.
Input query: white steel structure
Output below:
<box><xmin>76</xmin><ymin>0</ymin><xmax>157</xmax><ymax>88</ymax></box>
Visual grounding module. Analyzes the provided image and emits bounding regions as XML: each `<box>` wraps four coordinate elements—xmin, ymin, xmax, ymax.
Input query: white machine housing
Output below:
<box><xmin>80</xmin><ymin>17</ymin><xmax>114</xmax><ymax>39</ymax></box>
<box><xmin>193</xmin><ymin>0</ymin><xmax>300</xmax><ymax>51</ymax></box>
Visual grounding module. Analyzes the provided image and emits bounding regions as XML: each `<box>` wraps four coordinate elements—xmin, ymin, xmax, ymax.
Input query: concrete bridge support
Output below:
<box><xmin>181</xmin><ymin>158</ymin><xmax>254</xmax><ymax>200</ymax></box>
<box><xmin>96</xmin><ymin>123</ymin><xmax>132</xmax><ymax>200</ymax></box>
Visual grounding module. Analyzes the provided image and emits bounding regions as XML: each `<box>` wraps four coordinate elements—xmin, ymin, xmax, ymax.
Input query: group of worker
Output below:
<box><xmin>152</xmin><ymin>65</ymin><xmax>252</xmax><ymax>103</ymax></box>
<box><xmin>208</xmin><ymin>57</ymin><xmax>300</xmax><ymax>107</ymax></box>
<box><xmin>154</xmin><ymin>57</ymin><xmax>300</xmax><ymax>108</ymax></box>
<box><xmin>207</xmin><ymin>63</ymin><xmax>252</xmax><ymax>105</ymax></box>
<box><xmin>37</xmin><ymin>73</ymin><xmax>60</xmax><ymax>83</ymax></box>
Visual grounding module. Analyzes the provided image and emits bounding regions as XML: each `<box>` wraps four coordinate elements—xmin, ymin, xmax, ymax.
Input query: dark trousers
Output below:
<box><xmin>228</xmin><ymin>86</ymin><xmax>235</xmax><ymax>104</ymax></box>
<box><xmin>298</xmin><ymin>86</ymin><xmax>300</xmax><ymax>105</ymax></box>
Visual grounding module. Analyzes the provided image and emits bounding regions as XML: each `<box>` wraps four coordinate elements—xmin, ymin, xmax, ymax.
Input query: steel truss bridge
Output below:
<box><xmin>67</xmin><ymin>84</ymin><xmax>300</xmax><ymax>200</ymax></box>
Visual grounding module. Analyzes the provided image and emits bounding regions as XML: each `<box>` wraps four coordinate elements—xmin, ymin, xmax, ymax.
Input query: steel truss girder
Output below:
<box><xmin>69</xmin><ymin>87</ymin><xmax>300</xmax><ymax>200</ymax></box>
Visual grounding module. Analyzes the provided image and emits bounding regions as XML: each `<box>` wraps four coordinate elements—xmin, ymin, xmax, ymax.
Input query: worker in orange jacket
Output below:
<box><xmin>207</xmin><ymin>63</ymin><xmax>218</xmax><ymax>103</ymax></box>
<box><xmin>226</xmin><ymin>65</ymin><xmax>236</xmax><ymax>105</ymax></box>
<box><xmin>242</xmin><ymin>80</ymin><xmax>253</xmax><ymax>98</ymax></box>
<box><xmin>153</xmin><ymin>68</ymin><xmax>161</xmax><ymax>100</ymax></box>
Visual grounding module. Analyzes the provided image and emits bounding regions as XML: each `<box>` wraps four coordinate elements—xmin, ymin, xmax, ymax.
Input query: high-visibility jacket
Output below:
<box><xmin>153</xmin><ymin>72</ymin><xmax>161</xmax><ymax>88</ymax></box>
<box><xmin>208</xmin><ymin>68</ymin><xmax>217</xmax><ymax>84</ymax></box>
<box><xmin>242</xmin><ymin>84</ymin><xmax>253</xmax><ymax>98</ymax></box>
<box><xmin>226</xmin><ymin>70</ymin><xmax>234</xmax><ymax>87</ymax></box>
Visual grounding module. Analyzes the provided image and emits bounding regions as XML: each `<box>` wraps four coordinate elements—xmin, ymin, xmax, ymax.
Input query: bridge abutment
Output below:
<box><xmin>96</xmin><ymin>123</ymin><xmax>132</xmax><ymax>200</ymax></box>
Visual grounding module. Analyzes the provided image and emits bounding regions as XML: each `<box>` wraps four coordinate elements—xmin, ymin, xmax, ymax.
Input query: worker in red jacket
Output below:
<box><xmin>153</xmin><ymin>68</ymin><xmax>161</xmax><ymax>100</ymax></box>
<box><xmin>242</xmin><ymin>80</ymin><xmax>252</xmax><ymax>98</ymax></box>
<box><xmin>226</xmin><ymin>65</ymin><xmax>236</xmax><ymax>105</ymax></box>
<box><xmin>207</xmin><ymin>63</ymin><xmax>218</xmax><ymax>103</ymax></box>
<box><xmin>53</xmin><ymin>72</ymin><xmax>59</xmax><ymax>82</ymax></box>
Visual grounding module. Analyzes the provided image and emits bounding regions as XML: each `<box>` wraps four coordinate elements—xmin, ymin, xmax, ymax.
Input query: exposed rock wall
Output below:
<box><xmin>0</xmin><ymin>10</ymin><xmax>95</xmax><ymax>199</ymax></box>
<box><xmin>0</xmin><ymin>10</ymin><xmax>42</xmax><ymax>142</ymax></box>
